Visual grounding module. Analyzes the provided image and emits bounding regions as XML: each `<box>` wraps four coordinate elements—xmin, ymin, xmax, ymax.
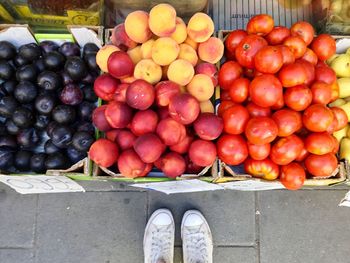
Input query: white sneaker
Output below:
<box><xmin>144</xmin><ymin>209</ymin><xmax>175</xmax><ymax>263</ymax></box>
<box><xmin>181</xmin><ymin>210</ymin><xmax>213</xmax><ymax>263</ymax></box>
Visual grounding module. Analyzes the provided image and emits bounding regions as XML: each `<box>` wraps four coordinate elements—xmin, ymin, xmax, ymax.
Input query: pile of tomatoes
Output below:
<box><xmin>217</xmin><ymin>14</ymin><xmax>349</xmax><ymax>190</ymax></box>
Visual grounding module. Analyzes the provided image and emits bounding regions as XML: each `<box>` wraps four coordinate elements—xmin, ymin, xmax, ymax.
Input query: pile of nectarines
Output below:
<box><xmin>89</xmin><ymin>3</ymin><xmax>224</xmax><ymax>179</ymax></box>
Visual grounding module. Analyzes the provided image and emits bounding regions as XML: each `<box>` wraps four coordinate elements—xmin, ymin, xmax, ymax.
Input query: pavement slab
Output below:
<box><xmin>35</xmin><ymin>192</ymin><xmax>148</xmax><ymax>263</ymax></box>
<box><xmin>0</xmin><ymin>249</ymin><xmax>34</xmax><ymax>263</ymax></box>
<box><xmin>0</xmin><ymin>184</ymin><xmax>37</xmax><ymax>248</ymax></box>
<box><xmin>148</xmin><ymin>190</ymin><xmax>256</xmax><ymax>247</ymax></box>
<box><xmin>258</xmin><ymin>190</ymin><xmax>350</xmax><ymax>263</ymax></box>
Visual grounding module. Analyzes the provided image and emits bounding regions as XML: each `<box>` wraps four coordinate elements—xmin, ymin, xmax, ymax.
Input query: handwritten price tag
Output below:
<box><xmin>0</xmin><ymin>175</ymin><xmax>85</xmax><ymax>194</ymax></box>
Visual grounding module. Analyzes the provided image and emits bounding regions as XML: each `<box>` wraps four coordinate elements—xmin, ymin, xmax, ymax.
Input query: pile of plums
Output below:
<box><xmin>0</xmin><ymin>40</ymin><xmax>98</xmax><ymax>173</ymax></box>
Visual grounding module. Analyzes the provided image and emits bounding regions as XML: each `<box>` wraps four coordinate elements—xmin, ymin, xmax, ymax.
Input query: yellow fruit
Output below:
<box><xmin>329</xmin><ymin>98</ymin><xmax>346</xmax><ymax>107</ymax></box>
<box><xmin>333</xmin><ymin>125</ymin><xmax>349</xmax><ymax>142</ymax></box>
<box><xmin>340</xmin><ymin>137</ymin><xmax>350</xmax><ymax>161</ymax></box>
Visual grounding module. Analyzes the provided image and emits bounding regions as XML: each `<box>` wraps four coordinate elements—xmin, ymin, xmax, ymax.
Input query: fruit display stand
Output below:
<box><xmin>215</xmin><ymin>29</ymin><xmax>350</xmax><ymax>188</ymax></box>
<box><xmin>0</xmin><ymin>24</ymin><xmax>103</xmax><ymax>180</ymax></box>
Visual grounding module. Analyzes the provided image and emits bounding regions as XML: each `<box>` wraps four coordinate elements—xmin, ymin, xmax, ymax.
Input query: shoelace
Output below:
<box><xmin>184</xmin><ymin>225</ymin><xmax>210</xmax><ymax>263</ymax></box>
<box><xmin>150</xmin><ymin>225</ymin><xmax>173</xmax><ymax>263</ymax></box>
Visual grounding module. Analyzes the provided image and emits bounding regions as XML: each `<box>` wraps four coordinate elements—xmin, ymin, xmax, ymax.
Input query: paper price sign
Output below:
<box><xmin>0</xmin><ymin>175</ymin><xmax>85</xmax><ymax>194</ymax></box>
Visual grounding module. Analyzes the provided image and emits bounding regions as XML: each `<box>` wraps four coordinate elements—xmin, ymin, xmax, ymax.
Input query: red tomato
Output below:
<box><xmin>331</xmin><ymin>135</ymin><xmax>340</xmax><ymax>154</ymax></box>
<box><xmin>220</xmin><ymin>89</ymin><xmax>231</xmax><ymax>101</ymax></box>
<box><xmin>302</xmin><ymin>104</ymin><xmax>334</xmax><ymax>132</ymax></box>
<box><xmin>305</xmin><ymin>132</ymin><xmax>335</xmax><ymax>155</ymax></box>
<box><xmin>331</xmin><ymin>107</ymin><xmax>349</xmax><ymax>131</ymax></box>
<box><xmin>316</xmin><ymin>60</ymin><xmax>327</xmax><ymax>68</ymax></box>
<box><xmin>284</xmin><ymin>84</ymin><xmax>312</xmax><ymax>111</ymax></box>
<box><xmin>326</xmin><ymin>116</ymin><xmax>338</xmax><ymax>134</ymax></box>
<box><xmin>305</xmin><ymin>153</ymin><xmax>338</xmax><ymax>177</ymax></box>
<box><xmin>270</xmin><ymin>134</ymin><xmax>304</xmax><ymax>165</ymax></box>
<box><xmin>283</xmin><ymin>36</ymin><xmax>307</xmax><ymax>59</ymax></box>
<box><xmin>278</xmin><ymin>45</ymin><xmax>295</xmax><ymax>65</ymax></box>
<box><xmin>295</xmin><ymin>59</ymin><xmax>315</xmax><ymax>85</ymax></box>
<box><xmin>280</xmin><ymin>162</ymin><xmax>305</xmax><ymax>190</ymax></box>
<box><xmin>248</xmin><ymin>142</ymin><xmax>271</xmax><ymax>160</ymax></box>
<box><xmin>228</xmin><ymin>78</ymin><xmax>249</xmax><ymax>103</ymax></box>
<box><xmin>218</xmin><ymin>61</ymin><xmax>243</xmax><ymax>90</ymax></box>
<box><xmin>246</xmin><ymin>102</ymin><xmax>271</xmax><ymax>117</ymax></box>
<box><xmin>311</xmin><ymin>34</ymin><xmax>336</xmax><ymax>61</ymax></box>
<box><xmin>245</xmin><ymin>117</ymin><xmax>278</xmax><ymax>145</ymax></box>
<box><xmin>265</xmin><ymin>26</ymin><xmax>290</xmax><ymax>45</ymax></box>
<box><xmin>217</xmin><ymin>134</ymin><xmax>248</xmax><ymax>165</ymax></box>
<box><xmin>223</xmin><ymin>105</ymin><xmax>250</xmax><ymax>135</ymax></box>
<box><xmin>225</xmin><ymin>30</ymin><xmax>248</xmax><ymax>59</ymax></box>
<box><xmin>246</xmin><ymin>14</ymin><xmax>274</xmax><ymax>36</ymax></box>
<box><xmin>330</xmin><ymin>81</ymin><xmax>340</xmax><ymax>102</ymax></box>
<box><xmin>218</xmin><ymin>101</ymin><xmax>235</xmax><ymax>117</ymax></box>
<box><xmin>290</xmin><ymin>21</ymin><xmax>315</xmax><ymax>46</ymax></box>
<box><xmin>224</xmin><ymin>50</ymin><xmax>235</xmax><ymax>61</ymax></box>
<box><xmin>271</xmin><ymin>96</ymin><xmax>285</xmax><ymax>110</ymax></box>
<box><xmin>278</xmin><ymin>63</ymin><xmax>307</xmax><ymax>87</ymax></box>
<box><xmin>249</xmin><ymin>74</ymin><xmax>283</xmax><ymax>107</ymax></box>
<box><xmin>254</xmin><ymin>46</ymin><xmax>283</xmax><ymax>74</ymax></box>
<box><xmin>296</xmin><ymin>146</ymin><xmax>309</xmax><ymax>162</ymax></box>
<box><xmin>244</xmin><ymin>158</ymin><xmax>279</xmax><ymax>180</ymax></box>
<box><xmin>314</xmin><ymin>66</ymin><xmax>337</xmax><ymax>84</ymax></box>
<box><xmin>272</xmin><ymin>109</ymin><xmax>302</xmax><ymax>137</ymax></box>
<box><xmin>301</xmin><ymin>48</ymin><xmax>318</xmax><ymax>65</ymax></box>
<box><xmin>235</xmin><ymin>35</ymin><xmax>268</xmax><ymax>69</ymax></box>
<box><xmin>310</xmin><ymin>82</ymin><xmax>332</xmax><ymax>105</ymax></box>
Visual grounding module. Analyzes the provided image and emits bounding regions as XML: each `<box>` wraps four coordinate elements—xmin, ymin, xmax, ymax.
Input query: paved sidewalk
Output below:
<box><xmin>0</xmin><ymin>181</ymin><xmax>349</xmax><ymax>263</ymax></box>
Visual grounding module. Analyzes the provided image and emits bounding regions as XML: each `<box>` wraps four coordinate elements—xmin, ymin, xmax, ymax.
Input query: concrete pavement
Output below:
<box><xmin>0</xmin><ymin>181</ymin><xmax>349</xmax><ymax>263</ymax></box>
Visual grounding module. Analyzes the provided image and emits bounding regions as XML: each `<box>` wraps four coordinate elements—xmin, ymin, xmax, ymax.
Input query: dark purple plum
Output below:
<box><xmin>83</xmin><ymin>43</ymin><xmax>99</xmax><ymax>56</ymax></box>
<box><xmin>44</xmin><ymin>139</ymin><xmax>60</xmax><ymax>154</ymax></box>
<box><xmin>45</xmin><ymin>153</ymin><xmax>69</xmax><ymax>169</ymax></box>
<box><xmin>17</xmin><ymin>128</ymin><xmax>40</xmax><ymax>148</ymax></box>
<box><xmin>76</xmin><ymin>121</ymin><xmax>95</xmax><ymax>135</ymax></box>
<box><xmin>16</xmin><ymin>64</ymin><xmax>37</xmax><ymax>82</ymax></box>
<box><xmin>59</xmin><ymin>42</ymin><xmax>80</xmax><ymax>57</ymax></box>
<box><xmin>72</xmin><ymin>131</ymin><xmax>94</xmax><ymax>152</ymax></box>
<box><xmin>30</xmin><ymin>153</ymin><xmax>47</xmax><ymax>173</ymax></box>
<box><xmin>81</xmin><ymin>85</ymin><xmax>97</xmax><ymax>102</ymax></box>
<box><xmin>78</xmin><ymin>101</ymin><xmax>95</xmax><ymax>121</ymax></box>
<box><xmin>18</xmin><ymin>43</ymin><xmax>41</xmax><ymax>61</ymax></box>
<box><xmin>37</xmin><ymin>71</ymin><xmax>62</xmax><ymax>91</ymax></box>
<box><xmin>0</xmin><ymin>41</ymin><xmax>16</xmax><ymax>60</ymax></box>
<box><xmin>14</xmin><ymin>81</ymin><xmax>37</xmax><ymax>103</ymax></box>
<box><xmin>14</xmin><ymin>150</ymin><xmax>32</xmax><ymax>171</ymax></box>
<box><xmin>46</xmin><ymin>121</ymin><xmax>59</xmax><ymax>138</ymax></box>
<box><xmin>61</xmin><ymin>71</ymin><xmax>74</xmax><ymax>85</ymax></box>
<box><xmin>51</xmin><ymin>125</ymin><xmax>73</xmax><ymax>148</ymax></box>
<box><xmin>5</xmin><ymin>119</ymin><xmax>20</xmax><ymax>135</ymax></box>
<box><xmin>34</xmin><ymin>58</ymin><xmax>46</xmax><ymax>72</ymax></box>
<box><xmin>40</xmin><ymin>41</ymin><xmax>59</xmax><ymax>53</ymax></box>
<box><xmin>43</xmin><ymin>51</ymin><xmax>65</xmax><ymax>71</ymax></box>
<box><xmin>1</xmin><ymin>80</ymin><xmax>17</xmax><ymax>94</ymax></box>
<box><xmin>34</xmin><ymin>114</ymin><xmax>51</xmax><ymax>130</ymax></box>
<box><xmin>52</xmin><ymin>105</ymin><xmax>76</xmax><ymax>124</ymax></box>
<box><xmin>66</xmin><ymin>145</ymin><xmax>86</xmax><ymax>163</ymax></box>
<box><xmin>64</xmin><ymin>57</ymin><xmax>87</xmax><ymax>81</ymax></box>
<box><xmin>81</xmin><ymin>72</ymin><xmax>96</xmax><ymax>84</ymax></box>
<box><xmin>35</xmin><ymin>94</ymin><xmax>56</xmax><ymax>115</ymax></box>
<box><xmin>13</xmin><ymin>55</ymin><xmax>29</xmax><ymax>67</ymax></box>
<box><xmin>0</xmin><ymin>146</ymin><xmax>15</xmax><ymax>170</ymax></box>
<box><xmin>59</xmin><ymin>84</ymin><xmax>83</xmax><ymax>105</ymax></box>
<box><xmin>12</xmin><ymin>107</ymin><xmax>34</xmax><ymax>128</ymax></box>
<box><xmin>0</xmin><ymin>60</ymin><xmax>14</xmax><ymax>80</ymax></box>
<box><xmin>84</xmin><ymin>53</ymin><xmax>99</xmax><ymax>72</ymax></box>
<box><xmin>0</xmin><ymin>96</ymin><xmax>18</xmax><ymax>118</ymax></box>
<box><xmin>0</xmin><ymin>135</ymin><xmax>17</xmax><ymax>148</ymax></box>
